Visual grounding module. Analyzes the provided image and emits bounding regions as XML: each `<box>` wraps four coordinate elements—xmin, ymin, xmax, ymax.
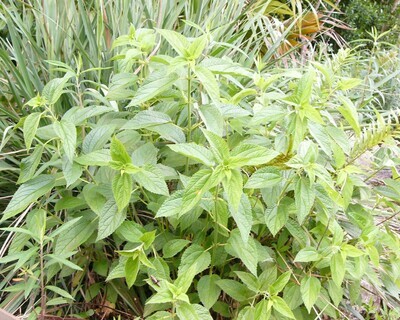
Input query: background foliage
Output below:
<box><xmin>1</xmin><ymin>1</ymin><xmax>400</xmax><ymax>319</ymax></box>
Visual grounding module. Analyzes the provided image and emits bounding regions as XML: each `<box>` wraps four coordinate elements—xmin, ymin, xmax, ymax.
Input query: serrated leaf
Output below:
<box><xmin>55</xmin><ymin>216</ymin><xmax>96</xmax><ymax>254</ymax></box>
<box><xmin>188</xmin><ymin>35</ymin><xmax>207</xmax><ymax>60</ymax></box>
<box><xmin>112</xmin><ymin>173</ymin><xmax>132</xmax><ymax>211</ymax></box>
<box><xmin>265</xmin><ymin>203</ymin><xmax>289</xmax><ymax>237</ymax></box>
<box><xmin>2</xmin><ymin>175</ymin><xmax>55</xmax><ymax>221</ymax></box>
<box><xmin>230</xmin><ymin>144</ymin><xmax>279</xmax><ymax>167</ymax></box>
<box><xmin>223</xmin><ymin>169</ymin><xmax>243</xmax><ymax>213</ymax></box>
<box><xmin>197</xmin><ymin>274</ymin><xmax>221</xmax><ymax>309</ymax></box>
<box><xmin>198</xmin><ymin>104</ymin><xmax>224</xmax><ymax>136</ymax></box>
<box><xmin>225</xmin><ymin>229</ymin><xmax>258</xmax><ymax>276</ymax></box>
<box><xmin>157</xmin><ymin>29</ymin><xmax>190</xmax><ymax>57</ymax></box>
<box><xmin>244</xmin><ymin>167</ymin><xmax>282</xmax><ymax>189</ymax></box>
<box><xmin>75</xmin><ymin>149</ymin><xmax>111</xmax><ymax>166</ymax></box>
<box><xmin>110</xmin><ymin>136</ymin><xmax>131</xmax><ymax>164</ymax></box>
<box><xmin>125</xmin><ymin>257</ymin><xmax>140</xmax><ymax>288</ymax></box>
<box><xmin>216</xmin><ymin>279</ymin><xmax>254</xmax><ymax>302</ymax></box>
<box><xmin>178</xmin><ymin>244</ymin><xmax>211</xmax><ymax>277</ymax></box>
<box><xmin>182</xmin><ymin>169</ymin><xmax>219</xmax><ymax>214</ymax></box>
<box><xmin>128</xmin><ymin>71</ymin><xmax>179</xmax><ymax>106</ymax></box>
<box><xmin>271</xmin><ymin>296</ymin><xmax>295</xmax><ymax>319</ymax></box>
<box><xmin>294</xmin><ymin>247</ymin><xmax>320</xmax><ymax>262</ymax></box>
<box><xmin>194</xmin><ymin>66</ymin><xmax>220</xmax><ymax>103</ymax></box>
<box><xmin>269</xmin><ymin>272</ymin><xmax>291</xmax><ymax>295</ymax></box>
<box><xmin>122</xmin><ymin>110</ymin><xmax>171</xmax><ymax>130</ymax></box>
<box><xmin>17</xmin><ymin>145</ymin><xmax>43</xmax><ymax>184</ymax></box>
<box><xmin>156</xmin><ymin>190</ymin><xmax>184</xmax><ymax>218</ymax></box>
<box><xmin>176</xmin><ymin>301</ymin><xmax>200</xmax><ymax>320</ymax></box>
<box><xmin>82</xmin><ymin>124</ymin><xmax>115</xmax><ymax>154</ymax></box>
<box><xmin>338</xmin><ymin>96</ymin><xmax>361</xmax><ymax>136</ymax></box>
<box><xmin>200</xmin><ymin>57</ymin><xmax>252</xmax><ymax>78</ymax></box>
<box><xmin>42</xmin><ymin>75</ymin><xmax>71</xmax><ymax>105</ymax></box>
<box><xmin>301</xmin><ymin>276</ymin><xmax>321</xmax><ymax>313</ymax></box>
<box><xmin>23</xmin><ymin>112</ymin><xmax>41</xmax><ymax>150</ymax></box>
<box><xmin>168</xmin><ymin>143</ymin><xmax>215</xmax><ymax>167</ymax></box>
<box><xmin>331</xmin><ymin>252</ymin><xmax>345</xmax><ymax>286</ymax></box>
<box><xmin>97</xmin><ymin>200</ymin><xmax>126</xmax><ymax>241</ymax></box>
<box><xmin>295</xmin><ymin>177</ymin><xmax>315</xmax><ymax>225</ymax></box>
<box><xmin>62</xmin><ymin>157</ymin><xmax>82</xmax><ymax>187</ymax></box>
<box><xmin>163</xmin><ymin>239</ymin><xmax>190</xmax><ymax>258</ymax></box>
<box><xmin>54</xmin><ymin>119</ymin><xmax>76</xmax><ymax>162</ymax></box>
<box><xmin>202</xmin><ymin>129</ymin><xmax>229</xmax><ymax>162</ymax></box>
<box><xmin>134</xmin><ymin>164</ymin><xmax>169</xmax><ymax>196</ymax></box>
<box><xmin>228</xmin><ymin>194</ymin><xmax>252</xmax><ymax>244</ymax></box>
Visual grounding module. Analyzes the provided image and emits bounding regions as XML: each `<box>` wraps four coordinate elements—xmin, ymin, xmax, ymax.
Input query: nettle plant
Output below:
<box><xmin>2</xmin><ymin>26</ymin><xmax>400</xmax><ymax>319</ymax></box>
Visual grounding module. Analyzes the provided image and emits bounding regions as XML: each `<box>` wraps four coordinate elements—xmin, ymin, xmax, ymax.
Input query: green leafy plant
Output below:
<box><xmin>1</xmin><ymin>24</ymin><xmax>400</xmax><ymax>319</ymax></box>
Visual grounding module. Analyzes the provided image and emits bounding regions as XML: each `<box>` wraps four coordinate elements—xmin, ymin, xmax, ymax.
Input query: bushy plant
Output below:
<box><xmin>1</xmin><ymin>24</ymin><xmax>400</xmax><ymax>320</ymax></box>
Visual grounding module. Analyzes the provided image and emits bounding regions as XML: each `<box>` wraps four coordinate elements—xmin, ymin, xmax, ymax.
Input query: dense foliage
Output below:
<box><xmin>338</xmin><ymin>0</ymin><xmax>400</xmax><ymax>45</ymax></box>
<box><xmin>1</xmin><ymin>1</ymin><xmax>400</xmax><ymax>320</ymax></box>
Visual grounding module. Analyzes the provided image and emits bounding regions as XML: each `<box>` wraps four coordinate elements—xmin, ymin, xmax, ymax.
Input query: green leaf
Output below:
<box><xmin>187</xmin><ymin>35</ymin><xmax>207</xmax><ymax>60</ymax></box>
<box><xmin>55</xmin><ymin>216</ymin><xmax>96</xmax><ymax>254</ymax></box>
<box><xmin>178</xmin><ymin>244</ymin><xmax>211</xmax><ymax>277</ymax></box>
<box><xmin>17</xmin><ymin>145</ymin><xmax>43</xmax><ymax>184</ymax></box>
<box><xmin>338</xmin><ymin>96</ymin><xmax>361</xmax><ymax>136</ymax></box>
<box><xmin>163</xmin><ymin>239</ymin><xmax>190</xmax><ymax>258</ymax></box>
<box><xmin>54</xmin><ymin>119</ymin><xmax>76</xmax><ymax>163</ymax></box>
<box><xmin>140</xmin><ymin>230</ymin><xmax>156</xmax><ymax>249</ymax></box>
<box><xmin>197</xmin><ymin>274</ymin><xmax>221</xmax><ymax>309</ymax></box>
<box><xmin>331</xmin><ymin>252</ymin><xmax>345</xmax><ymax>286</ymax></box>
<box><xmin>244</xmin><ymin>167</ymin><xmax>282</xmax><ymax>189</ymax></box>
<box><xmin>168</xmin><ymin>143</ymin><xmax>215</xmax><ymax>167</ymax></box>
<box><xmin>110</xmin><ymin>136</ymin><xmax>131</xmax><ymax>165</ymax></box>
<box><xmin>254</xmin><ymin>300</ymin><xmax>271</xmax><ymax>320</ymax></box>
<box><xmin>156</xmin><ymin>190</ymin><xmax>184</xmax><ymax>218</ymax></box>
<box><xmin>225</xmin><ymin>229</ymin><xmax>258</xmax><ymax>276</ymax></box>
<box><xmin>269</xmin><ymin>271</ymin><xmax>291</xmax><ymax>295</ymax></box>
<box><xmin>216</xmin><ymin>279</ymin><xmax>254</xmax><ymax>302</ymax></box>
<box><xmin>228</xmin><ymin>194</ymin><xmax>252</xmax><ymax>244</ymax></box>
<box><xmin>125</xmin><ymin>257</ymin><xmax>140</xmax><ymax>288</ymax></box>
<box><xmin>176</xmin><ymin>301</ymin><xmax>200</xmax><ymax>320</ymax></box>
<box><xmin>194</xmin><ymin>66</ymin><xmax>220</xmax><ymax>103</ymax></box>
<box><xmin>202</xmin><ymin>129</ymin><xmax>229</xmax><ymax>162</ymax></box>
<box><xmin>82</xmin><ymin>124</ymin><xmax>115</xmax><ymax>154</ymax></box>
<box><xmin>300</xmin><ymin>276</ymin><xmax>321</xmax><ymax>313</ymax></box>
<box><xmin>271</xmin><ymin>296</ymin><xmax>295</xmax><ymax>319</ymax></box>
<box><xmin>294</xmin><ymin>247</ymin><xmax>320</xmax><ymax>263</ymax></box>
<box><xmin>112</xmin><ymin>173</ymin><xmax>132</xmax><ymax>212</ymax></box>
<box><xmin>134</xmin><ymin>164</ymin><xmax>169</xmax><ymax>196</ymax></box>
<box><xmin>23</xmin><ymin>112</ymin><xmax>41</xmax><ymax>150</ymax></box>
<box><xmin>128</xmin><ymin>71</ymin><xmax>179</xmax><ymax>106</ymax></box>
<box><xmin>122</xmin><ymin>110</ymin><xmax>171</xmax><ymax>129</ymax></box>
<box><xmin>75</xmin><ymin>149</ymin><xmax>111</xmax><ymax>166</ymax></box>
<box><xmin>200</xmin><ymin>57</ymin><xmax>252</xmax><ymax>78</ymax></box>
<box><xmin>42</xmin><ymin>75</ymin><xmax>71</xmax><ymax>105</ymax></box>
<box><xmin>223</xmin><ymin>168</ymin><xmax>243</xmax><ymax>213</ymax></box>
<box><xmin>230</xmin><ymin>144</ymin><xmax>279</xmax><ymax>167</ymax></box>
<box><xmin>156</xmin><ymin>29</ymin><xmax>190</xmax><ymax>57</ymax></box>
<box><xmin>295</xmin><ymin>177</ymin><xmax>315</xmax><ymax>225</ymax></box>
<box><xmin>46</xmin><ymin>285</ymin><xmax>74</xmax><ymax>301</ymax></box>
<box><xmin>46</xmin><ymin>253</ymin><xmax>83</xmax><ymax>271</ymax></box>
<box><xmin>199</xmin><ymin>104</ymin><xmax>224</xmax><ymax>137</ymax></box>
<box><xmin>62</xmin><ymin>157</ymin><xmax>82</xmax><ymax>187</ymax></box>
<box><xmin>296</xmin><ymin>69</ymin><xmax>315</xmax><ymax>106</ymax></box>
<box><xmin>234</xmin><ymin>272</ymin><xmax>259</xmax><ymax>292</ymax></box>
<box><xmin>2</xmin><ymin>175</ymin><xmax>55</xmax><ymax>221</ymax></box>
<box><xmin>182</xmin><ymin>169</ymin><xmax>219</xmax><ymax>214</ymax></box>
<box><xmin>265</xmin><ymin>201</ymin><xmax>290</xmax><ymax>237</ymax></box>
<box><xmin>97</xmin><ymin>200</ymin><xmax>126</xmax><ymax>241</ymax></box>
<box><xmin>327</xmin><ymin>280</ymin><xmax>343</xmax><ymax>307</ymax></box>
